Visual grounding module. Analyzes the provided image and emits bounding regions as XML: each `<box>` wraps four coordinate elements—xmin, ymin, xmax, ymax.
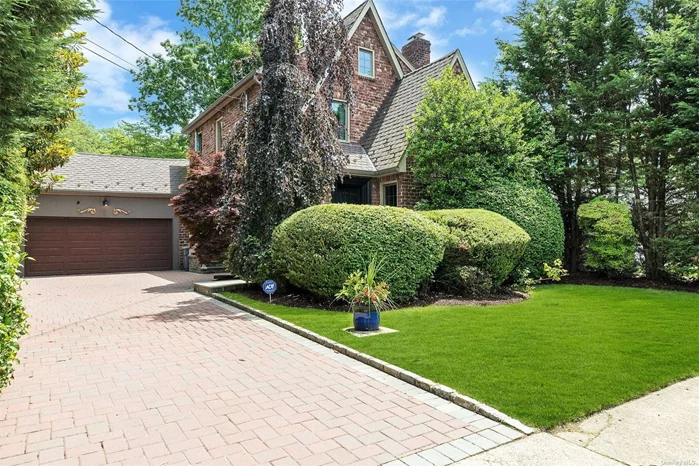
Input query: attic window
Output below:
<box><xmin>332</xmin><ymin>101</ymin><xmax>349</xmax><ymax>142</ymax></box>
<box><xmin>358</xmin><ymin>47</ymin><xmax>374</xmax><ymax>78</ymax></box>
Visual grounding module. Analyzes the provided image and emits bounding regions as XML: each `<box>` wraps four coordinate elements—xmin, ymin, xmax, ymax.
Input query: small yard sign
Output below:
<box><xmin>262</xmin><ymin>280</ymin><xmax>277</xmax><ymax>302</ymax></box>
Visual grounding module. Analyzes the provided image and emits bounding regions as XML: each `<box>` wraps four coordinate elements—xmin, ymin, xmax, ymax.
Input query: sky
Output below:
<box><xmin>76</xmin><ymin>0</ymin><xmax>519</xmax><ymax>129</ymax></box>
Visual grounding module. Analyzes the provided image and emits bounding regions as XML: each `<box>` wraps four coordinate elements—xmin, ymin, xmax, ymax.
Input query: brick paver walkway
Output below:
<box><xmin>0</xmin><ymin>272</ymin><xmax>521</xmax><ymax>465</ymax></box>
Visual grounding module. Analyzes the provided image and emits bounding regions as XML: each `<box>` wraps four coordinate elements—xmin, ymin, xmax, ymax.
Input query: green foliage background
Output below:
<box><xmin>271</xmin><ymin>204</ymin><xmax>448</xmax><ymax>302</ymax></box>
<box><xmin>58</xmin><ymin>119</ymin><xmax>188</xmax><ymax>158</ymax></box>
<box><xmin>578</xmin><ymin>198</ymin><xmax>637</xmax><ymax>276</ymax></box>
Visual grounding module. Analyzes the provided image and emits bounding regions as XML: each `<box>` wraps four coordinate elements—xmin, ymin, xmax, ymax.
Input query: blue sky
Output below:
<box><xmin>77</xmin><ymin>0</ymin><xmax>518</xmax><ymax>129</ymax></box>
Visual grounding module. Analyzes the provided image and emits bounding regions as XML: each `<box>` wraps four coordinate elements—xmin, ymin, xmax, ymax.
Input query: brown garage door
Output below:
<box><xmin>25</xmin><ymin>217</ymin><xmax>172</xmax><ymax>277</ymax></box>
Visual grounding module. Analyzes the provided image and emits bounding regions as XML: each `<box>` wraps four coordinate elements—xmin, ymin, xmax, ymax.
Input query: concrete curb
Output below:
<box><xmin>210</xmin><ymin>292</ymin><xmax>536</xmax><ymax>435</ymax></box>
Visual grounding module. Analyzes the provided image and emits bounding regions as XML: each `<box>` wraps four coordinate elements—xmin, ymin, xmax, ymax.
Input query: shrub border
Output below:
<box><xmin>209</xmin><ymin>291</ymin><xmax>535</xmax><ymax>435</ymax></box>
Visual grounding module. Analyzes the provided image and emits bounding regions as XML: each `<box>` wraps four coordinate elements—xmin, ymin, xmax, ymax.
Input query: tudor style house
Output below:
<box><xmin>182</xmin><ymin>0</ymin><xmax>474</xmax><ymax>208</ymax></box>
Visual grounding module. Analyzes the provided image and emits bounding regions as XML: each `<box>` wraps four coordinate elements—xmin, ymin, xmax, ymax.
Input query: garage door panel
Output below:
<box><xmin>26</xmin><ymin>217</ymin><xmax>172</xmax><ymax>277</ymax></box>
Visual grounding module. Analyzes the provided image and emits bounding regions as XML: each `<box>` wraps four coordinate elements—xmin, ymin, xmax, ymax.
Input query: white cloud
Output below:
<box><xmin>454</xmin><ymin>18</ymin><xmax>487</xmax><ymax>36</ymax></box>
<box><xmin>417</xmin><ymin>6</ymin><xmax>447</xmax><ymax>27</ymax></box>
<box><xmin>490</xmin><ymin>18</ymin><xmax>515</xmax><ymax>33</ymax></box>
<box><xmin>475</xmin><ymin>0</ymin><xmax>518</xmax><ymax>15</ymax></box>
<box><xmin>384</xmin><ymin>11</ymin><xmax>419</xmax><ymax>30</ymax></box>
<box><xmin>76</xmin><ymin>0</ymin><xmax>178</xmax><ymax>114</ymax></box>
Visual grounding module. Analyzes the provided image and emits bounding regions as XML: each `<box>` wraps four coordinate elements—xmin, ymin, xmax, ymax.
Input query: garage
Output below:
<box><xmin>24</xmin><ymin>153</ymin><xmax>189</xmax><ymax>277</ymax></box>
<box><xmin>25</xmin><ymin>217</ymin><xmax>173</xmax><ymax>277</ymax></box>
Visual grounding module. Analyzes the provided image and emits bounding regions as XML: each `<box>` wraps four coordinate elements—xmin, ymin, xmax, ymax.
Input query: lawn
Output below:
<box><xmin>223</xmin><ymin>285</ymin><xmax>699</xmax><ymax>429</ymax></box>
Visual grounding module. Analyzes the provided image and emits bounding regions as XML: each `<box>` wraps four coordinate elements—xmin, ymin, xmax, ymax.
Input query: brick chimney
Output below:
<box><xmin>401</xmin><ymin>32</ymin><xmax>431</xmax><ymax>69</ymax></box>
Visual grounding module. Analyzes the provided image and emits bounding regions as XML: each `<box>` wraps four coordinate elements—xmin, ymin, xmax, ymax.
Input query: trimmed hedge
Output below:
<box><xmin>0</xmin><ymin>178</ymin><xmax>28</xmax><ymax>392</ymax></box>
<box><xmin>422</xmin><ymin>209</ymin><xmax>530</xmax><ymax>292</ymax></box>
<box><xmin>425</xmin><ymin>182</ymin><xmax>564</xmax><ymax>279</ymax></box>
<box><xmin>271</xmin><ymin>204</ymin><xmax>448</xmax><ymax>301</ymax></box>
<box><xmin>578</xmin><ymin>198</ymin><xmax>637</xmax><ymax>275</ymax></box>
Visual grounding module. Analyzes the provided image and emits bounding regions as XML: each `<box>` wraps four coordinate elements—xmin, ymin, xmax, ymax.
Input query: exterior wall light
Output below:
<box><xmin>103</xmin><ymin>198</ymin><xmax>109</xmax><ymax>207</ymax></box>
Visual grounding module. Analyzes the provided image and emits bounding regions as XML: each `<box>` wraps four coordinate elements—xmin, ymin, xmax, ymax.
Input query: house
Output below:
<box><xmin>24</xmin><ymin>154</ymin><xmax>189</xmax><ymax>277</ymax></box>
<box><xmin>182</xmin><ymin>0</ymin><xmax>474</xmax><ymax>208</ymax></box>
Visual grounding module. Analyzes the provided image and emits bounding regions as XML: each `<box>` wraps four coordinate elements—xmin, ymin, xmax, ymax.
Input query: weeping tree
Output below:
<box><xmin>221</xmin><ymin>0</ymin><xmax>353</xmax><ymax>281</ymax></box>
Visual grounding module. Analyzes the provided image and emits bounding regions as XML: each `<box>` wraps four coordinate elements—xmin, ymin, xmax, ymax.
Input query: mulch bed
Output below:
<box><xmin>559</xmin><ymin>273</ymin><xmax>698</xmax><ymax>294</ymax></box>
<box><xmin>237</xmin><ymin>286</ymin><xmax>528</xmax><ymax>311</ymax></box>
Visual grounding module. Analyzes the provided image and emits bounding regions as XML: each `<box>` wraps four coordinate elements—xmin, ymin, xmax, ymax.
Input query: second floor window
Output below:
<box><xmin>215</xmin><ymin>119</ymin><xmax>223</xmax><ymax>152</ymax></box>
<box><xmin>358</xmin><ymin>48</ymin><xmax>374</xmax><ymax>78</ymax></box>
<box><xmin>194</xmin><ymin>131</ymin><xmax>202</xmax><ymax>152</ymax></box>
<box><xmin>332</xmin><ymin>101</ymin><xmax>349</xmax><ymax>141</ymax></box>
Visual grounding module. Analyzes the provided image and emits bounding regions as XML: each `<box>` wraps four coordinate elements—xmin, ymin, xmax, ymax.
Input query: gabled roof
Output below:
<box><xmin>47</xmin><ymin>153</ymin><xmax>189</xmax><ymax>197</ymax></box>
<box><xmin>345</xmin><ymin>0</ymin><xmax>404</xmax><ymax>79</ymax></box>
<box><xmin>362</xmin><ymin>51</ymin><xmax>472</xmax><ymax>171</ymax></box>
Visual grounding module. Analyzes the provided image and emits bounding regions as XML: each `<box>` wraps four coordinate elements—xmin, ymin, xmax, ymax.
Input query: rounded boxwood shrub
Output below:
<box><xmin>578</xmin><ymin>198</ymin><xmax>637</xmax><ymax>276</ymax></box>
<box><xmin>423</xmin><ymin>182</ymin><xmax>564</xmax><ymax>279</ymax></box>
<box><xmin>421</xmin><ymin>209</ymin><xmax>530</xmax><ymax>292</ymax></box>
<box><xmin>271</xmin><ymin>204</ymin><xmax>448</xmax><ymax>301</ymax></box>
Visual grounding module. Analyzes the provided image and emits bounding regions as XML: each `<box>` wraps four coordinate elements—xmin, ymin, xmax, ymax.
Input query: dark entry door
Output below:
<box><xmin>25</xmin><ymin>217</ymin><xmax>172</xmax><ymax>277</ymax></box>
<box><xmin>333</xmin><ymin>178</ymin><xmax>371</xmax><ymax>204</ymax></box>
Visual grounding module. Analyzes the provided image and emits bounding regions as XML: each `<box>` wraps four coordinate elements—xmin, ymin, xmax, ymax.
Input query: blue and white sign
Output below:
<box><xmin>262</xmin><ymin>280</ymin><xmax>277</xmax><ymax>295</ymax></box>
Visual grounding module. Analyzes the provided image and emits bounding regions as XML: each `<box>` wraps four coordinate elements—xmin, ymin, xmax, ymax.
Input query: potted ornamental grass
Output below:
<box><xmin>335</xmin><ymin>259</ymin><xmax>394</xmax><ymax>331</ymax></box>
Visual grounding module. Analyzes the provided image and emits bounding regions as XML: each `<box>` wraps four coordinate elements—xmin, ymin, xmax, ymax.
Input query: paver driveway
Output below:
<box><xmin>0</xmin><ymin>272</ymin><xmax>521</xmax><ymax>466</ymax></box>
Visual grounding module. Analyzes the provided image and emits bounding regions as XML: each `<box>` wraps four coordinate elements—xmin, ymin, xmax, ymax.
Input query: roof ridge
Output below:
<box><xmin>403</xmin><ymin>50</ymin><xmax>458</xmax><ymax>77</ymax></box>
<box><xmin>343</xmin><ymin>0</ymin><xmax>368</xmax><ymax>21</ymax></box>
<box><xmin>75</xmin><ymin>153</ymin><xmax>189</xmax><ymax>162</ymax></box>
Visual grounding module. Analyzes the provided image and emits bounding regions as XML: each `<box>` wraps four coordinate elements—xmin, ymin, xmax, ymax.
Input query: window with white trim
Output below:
<box><xmin>215</xmin><ymin>118</ymin><xmax>223</xmax><ymax>152</ymax></box>
<box><xmin>382</xmin><ymin>183</ymin><xmax>397</xmax><ymax>206</ymax></box>
<box><xmin>332</xmin><ymin>101</ymin><xmax>349</xmax><ymax>141</ymax></box>
<box><xmin>194</xmin><ymin>131</ymin><xmax>202</xmax><ymax>153</ymax></box>
<box><xmin>243</xmin><ymin>91</ymin><xmax>249</xmax><ymax>111</ymax></box>
<box><xmin>358</xmin><ymin>48</ymin><xmax>375</xmax><ymax>78</ymax></box>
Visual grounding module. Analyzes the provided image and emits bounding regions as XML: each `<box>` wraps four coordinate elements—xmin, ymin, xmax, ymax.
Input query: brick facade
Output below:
<box><xmin>186</xmin><ymin>8</ymin><xmax>463</xmax><ymax>211</ymax></box>
<box><xmin>346</xmin><ymin>13</ymin><xmax>399</xmax><ymax>143</ymax></box>
<box><xmin>190</xmin><ymin>84</ymin><xmax>261</xmax><ymax>165</ymax></box>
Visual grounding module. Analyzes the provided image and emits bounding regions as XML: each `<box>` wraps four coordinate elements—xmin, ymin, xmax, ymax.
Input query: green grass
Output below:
<box><xmin>222</xmin><ymin>285</ymin><xmax>699</xmax><ymax>429</ymax></box>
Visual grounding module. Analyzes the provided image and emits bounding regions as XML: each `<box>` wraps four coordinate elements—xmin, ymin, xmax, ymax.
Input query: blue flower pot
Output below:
<box><xmin>353</xmin><ymin>307</ymin><xmax>380</xmax><ymax>331</ymax></box>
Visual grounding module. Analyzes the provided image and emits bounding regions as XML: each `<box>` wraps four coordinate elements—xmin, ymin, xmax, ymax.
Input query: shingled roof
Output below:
<box><xmin>48</xmin><ymin>153</ymin><xmax>189</xmax><ymax>197</ymax></box>
<box><xmin>362</xmin><ymin>51</ymin><xmax>460</xmax><ymax>171</ymax></box>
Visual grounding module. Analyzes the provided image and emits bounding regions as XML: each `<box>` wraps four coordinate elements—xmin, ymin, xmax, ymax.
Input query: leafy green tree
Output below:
<box><xmin>223</xmin><ymin>0</ymin><xmax>353</xmax><ymax>282</ymax></box>
<box><xmin>59</xmin><ymin>119</ymin><xmax>188</xmax><ymax>158</ymax></box>
<box><xmin>130</xmin><ymin>0</ymin><xmax>267</xmax><ymax>130</ymax></box>
<box><xmin>408</xmin><ymin>68</ymin><xmax>564</xmax><ymax>279</ymax></box>
<box><xmin>56</xmin><ymin>119</ymin><xmax>108</xmax><ymax>154</ymax></box>
<box><xmin>578</xmin><ymin>198</ymin><xmax>637</xmax><ymax>276</ymax></box>
<box><xmin>407</xmin><ymin>68</ymin><xmax>541</xmax><ymax>202</ymax></box>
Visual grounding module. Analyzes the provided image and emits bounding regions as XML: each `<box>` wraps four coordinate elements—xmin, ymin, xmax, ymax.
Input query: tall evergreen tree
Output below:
<box><xmin>497</xmin><ymin>0</ymin><xmax>638</xmax><ymax>271</ymax></box>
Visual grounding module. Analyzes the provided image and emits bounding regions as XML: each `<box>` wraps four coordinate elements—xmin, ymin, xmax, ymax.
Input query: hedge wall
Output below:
<box><xmin>0</xmin><ymin>177</ymin><xmax>28</xmax><ymax>391</ymax></box>
<box><xmin>425</xmin><ymin>182</ymin><xmax>564</xmax><ymax>279</ymax></box>
<box><xmin>578</xmin><ymin>198</ymin><xmax>637</xmax><ymax>275</ymax></box>
<box><xmin>422</xmin><ymin>209</ymin><xmax>530</xmax><ymax>292</ymax></box>
<box><xmin>271</xmin><ymin>204</ymin><xmax>448</xmax><ymax>301</ymax></box>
